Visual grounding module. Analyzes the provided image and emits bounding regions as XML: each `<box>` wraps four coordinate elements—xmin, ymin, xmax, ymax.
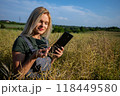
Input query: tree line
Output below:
<box><xmin>52</xmin><ymin>25</ymin><xmax>120</xmax><ymax>33</ymax></box>
<box><xmin>0</xmin><ymin>20</ymin><xmax>120</xmax><ymax>32</ymax></box>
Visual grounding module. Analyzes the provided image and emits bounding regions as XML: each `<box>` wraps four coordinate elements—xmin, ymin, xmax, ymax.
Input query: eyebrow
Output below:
<box><xmin>40</xmin><ymin>19</ymin><xmax>49</xmax><ymax>22</ymax></box>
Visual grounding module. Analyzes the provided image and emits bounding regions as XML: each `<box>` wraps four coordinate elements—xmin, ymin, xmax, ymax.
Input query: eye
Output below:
<box><xmin>39</xmin><ymin>20</ymin><xmax>43</xmax><ymax>23</ymax></box>
<box><xmin>45</xmin><ymin>22</ymin><xmax>48</xmax><ymax>25</ymax></box>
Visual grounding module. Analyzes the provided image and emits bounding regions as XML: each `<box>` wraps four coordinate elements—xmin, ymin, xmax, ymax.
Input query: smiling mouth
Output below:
<box><xmin>40</xmin><ymin>28</ymin><xmax>44</xmax><ymax>31</ymax></box>
<box><xmin>38</xmin><ymin>27</ymin><xmax>44</xmax><ymax>31</ymax></box>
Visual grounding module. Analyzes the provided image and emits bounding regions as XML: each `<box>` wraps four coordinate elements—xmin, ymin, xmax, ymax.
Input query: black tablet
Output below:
<box><xmin>49</xmin><ymin>32</ymin><xmax>73</xmax><ymax>53</ymax></box>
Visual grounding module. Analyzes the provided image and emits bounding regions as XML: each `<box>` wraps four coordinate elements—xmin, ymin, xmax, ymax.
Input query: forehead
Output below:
<box><xmin>40</xmin><ymin>13</ymin><xmax>49</xmax><ymax>22</ymax></box>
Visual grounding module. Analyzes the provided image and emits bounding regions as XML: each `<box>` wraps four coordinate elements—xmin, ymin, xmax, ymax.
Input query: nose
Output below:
<box><xmin>41</xmin><ymin>22</ymin><xmax>45</xmax><ymax>27</ymax></box>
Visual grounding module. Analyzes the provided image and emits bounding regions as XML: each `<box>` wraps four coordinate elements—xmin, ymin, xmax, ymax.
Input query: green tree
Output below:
<box><xmin>1</xmin><ymin>24</ymin><xmax>6</xmax><ymax>29</ymax></box>
<box><xmin>80</xmin><ymin>26</ymin><xmax>85</xmax><ymax>32</ymax></box>
<box><xmin>64</xmin><ymin>27</ymin><xmax>72</xmax><ymax>32</ymax></box>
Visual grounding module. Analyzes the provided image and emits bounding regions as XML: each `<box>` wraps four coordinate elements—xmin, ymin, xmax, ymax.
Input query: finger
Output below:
<box><xmin>57</xmin><ymin>48</ymin><xmax>64</xmax><ymax>53</ymax></box>
<box><xmin>38</xmin><ymin>52</ymin><xmax>42</xmax><ymax>57</ymax></box>
<box><xmin>53</xmin><ymin>53</ymin><xmax>62</xmax><ymax>58</ymax></box>
<box><xmin>61</xmin><ymin>47</ymin><xmax>64</xmax><ymax>51</ymax></box>
<box><xmin>38</xmin><ymin>49</ymin><xmax>42</xmax><ymax>52</ymax></box>
<box><xmin>53</xmin><ymin>53</ymin><xmax>59</xmax><ymax>58</ymax></box>
<box><xmin>42</xmin><ymin>48</ymin><xmax>47</xmax><ymax>52</ymax></box>
<box><xmin>40</xmin><ymin>53</ymin><xmax>46</xmax><ymax>58</ymax></box>
<box><xmin>44</xmin><ymin>47</ymin><xmax>51</xmax><ymax>56</ymax></box>
<box><xmin>55</xmin><ymin>50</ymin><xmax>61</xmax><ymax>54</ymax></box>
<box><xmin>47</xmin><ymin>47</ymin><xmax>51</xmax><ymax>51</ymax></box>
<box><xmin>46</xmin><ymin>47</ymin><xmax>51</xmax><ymax>53</ymax></box>
<box><xmin>38</xmin><ymin>49</ymin><xmax>45</xmax><ymax>53</ymax></box>
<box><xmin>38</xmin><ymin>49</ymin><xmax>47</xmax><ymax>55</ymax></box>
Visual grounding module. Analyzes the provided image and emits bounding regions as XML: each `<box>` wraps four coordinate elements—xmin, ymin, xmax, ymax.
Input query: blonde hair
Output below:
<box><xmin>20</xmin><ymin>7</ymin><xmax>52</xmax><ymax>39</ymax></box>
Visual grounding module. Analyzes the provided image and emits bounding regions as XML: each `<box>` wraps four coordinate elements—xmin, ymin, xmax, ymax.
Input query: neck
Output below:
<box><xmin>32</xmin><ymin>35</ymin><xmax>41</xmax><ymax>39</ymax></box>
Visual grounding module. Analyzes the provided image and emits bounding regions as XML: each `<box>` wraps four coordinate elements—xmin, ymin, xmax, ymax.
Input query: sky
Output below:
<box><xmin>0</xmin><ymin>0</ymin><xmax>120</xmax><ymax>27</ymax></box>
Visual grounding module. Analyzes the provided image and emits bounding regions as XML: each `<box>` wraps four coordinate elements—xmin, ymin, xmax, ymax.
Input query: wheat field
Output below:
<box><xmin>0</xmin><ymin>29</ymin><xmax>120</xmax><ymax>80</ymax></box>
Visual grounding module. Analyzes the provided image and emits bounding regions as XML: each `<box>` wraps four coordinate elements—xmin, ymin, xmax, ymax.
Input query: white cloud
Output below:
<box><xmin>57</xmin><ymin>17</ymin><xmax>68</xmax><ymax>20</ymax></box>
<box><xmin>49</xmin><ymin>5</ymin><xmax>120</xmax><ymax>27</ymax></box>
<box><xmin>60</xmin><ymin>6</ymin><xmax>86</xmax><ymax>15</ymax></box>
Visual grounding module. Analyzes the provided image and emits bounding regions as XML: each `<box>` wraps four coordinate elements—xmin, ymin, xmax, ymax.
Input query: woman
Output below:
<box><xmin>12</xmin><ymin>7</ymin><xmax>64</xmax><ymax>79</ymax></box>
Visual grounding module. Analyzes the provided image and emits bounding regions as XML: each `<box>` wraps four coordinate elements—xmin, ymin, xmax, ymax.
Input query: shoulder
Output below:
<box><xmin>13</xmin><ymin>36</ymin><xmax>28</xmax><ymax>48</ymax></box>
<box><xmin>12</xmin><ymin>36</ymin><xmax>29</xmax><ymax>53</ymax></box>
<box><xmin>14</xmin><ymin>36</ymin><xmax>26</xmax><ymax>44</ymax></box>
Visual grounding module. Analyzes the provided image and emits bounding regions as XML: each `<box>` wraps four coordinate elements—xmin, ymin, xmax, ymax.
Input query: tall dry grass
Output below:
<box><xmin>0</xmin><ymin>29</ymin><xmax>120</xmax><ymax>80</ymax></box>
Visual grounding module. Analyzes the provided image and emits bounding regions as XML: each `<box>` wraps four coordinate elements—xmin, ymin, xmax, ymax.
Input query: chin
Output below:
<box><xmin>38</xmin><ymin>31</ymin><xmax>45</xmax><ymax>35</ymax></box>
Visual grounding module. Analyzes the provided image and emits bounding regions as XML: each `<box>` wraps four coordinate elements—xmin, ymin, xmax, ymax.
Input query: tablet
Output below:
<box><xmin>49</xmin><ymin>32</ymin><xmax>73</xmax><ymax>53</ymax></box>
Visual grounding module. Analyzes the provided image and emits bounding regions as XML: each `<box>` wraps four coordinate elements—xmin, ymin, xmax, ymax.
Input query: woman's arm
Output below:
<box><xmin>12</xmin><ymin>47</ymin><xmax>50</xmax><ymax>79</ymax></box>
<box><xmin>12</xmin><ymin>51</ymin><xmax>37</xmax><ymax>79</ymax></box>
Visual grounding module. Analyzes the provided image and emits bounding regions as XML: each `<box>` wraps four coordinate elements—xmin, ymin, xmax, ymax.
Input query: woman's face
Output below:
<box><xmin>33</xmin><ymin>13</ymin><xmax>49</xmax><ymax>35</ymax></box>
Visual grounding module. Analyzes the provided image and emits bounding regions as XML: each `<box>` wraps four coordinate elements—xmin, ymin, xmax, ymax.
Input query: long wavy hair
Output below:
<box><xmin>20</xmin><ymin>7</ymin><xmax>52</xmax><ymax>39</ymax></box>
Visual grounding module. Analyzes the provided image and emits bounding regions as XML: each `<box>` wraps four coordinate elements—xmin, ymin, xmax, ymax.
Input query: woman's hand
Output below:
<box><xmin>34</xmin><ymin>47</ymin><xmax>51</xmax><ymax>58</ymax></box>
<box><xmin>53</xmin><ymin>47</ymin><xmax>64</xmax><ymax>59</ymax></box>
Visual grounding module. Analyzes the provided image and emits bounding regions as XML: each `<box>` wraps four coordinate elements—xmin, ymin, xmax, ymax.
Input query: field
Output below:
<box><xmin>4</xmin><ymin>24</ymin><xmax>25</xmax><ymax>28</ymax></box>
<box><xmin>0</xmin><ymin>29</ymin><xmax>120</xmax><ymax>80</ymax></box>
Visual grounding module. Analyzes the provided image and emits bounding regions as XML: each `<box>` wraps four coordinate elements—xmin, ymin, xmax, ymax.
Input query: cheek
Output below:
<box><xmin>45</xmin><ymin>24</ymin><xmax>49</xmax><ymax>29</ymax></box>
<box><xmin>35</xmin><ymin>24</ymin><xmax>40</xmax><ymax>30</ymax></box>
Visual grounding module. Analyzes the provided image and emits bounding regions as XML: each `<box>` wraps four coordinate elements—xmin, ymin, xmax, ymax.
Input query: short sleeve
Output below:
<box><xmin>12</xmin><ymin>37</ymin><xmax>26</xmax><ymax>54</ymax></box>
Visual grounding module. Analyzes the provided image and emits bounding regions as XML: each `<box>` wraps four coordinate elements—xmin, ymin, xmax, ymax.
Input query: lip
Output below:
<box><xmin>40</xmin><ymin>29</ymin><xmax>43</xmax><ymax>31</ymax></box>
<box><xmin>39</xmin><ymin>28</ymin><xmax>44</xmax><ymax>31</ymax></box>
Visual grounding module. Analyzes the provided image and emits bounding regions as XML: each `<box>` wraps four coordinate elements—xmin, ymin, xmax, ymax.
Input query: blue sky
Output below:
<box><xmin>0</xmin><ymin>0</ymin><xmax>120</xmax><ymax>27</ymax></box>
